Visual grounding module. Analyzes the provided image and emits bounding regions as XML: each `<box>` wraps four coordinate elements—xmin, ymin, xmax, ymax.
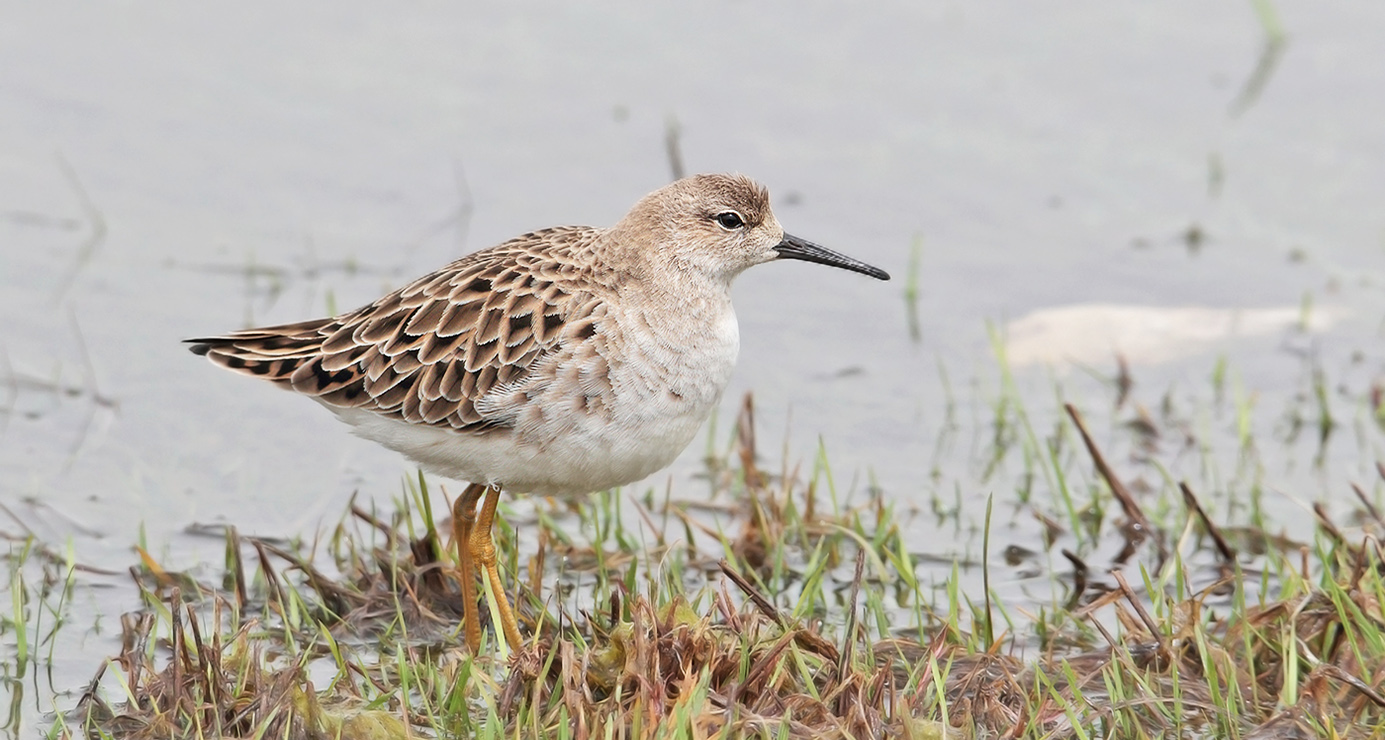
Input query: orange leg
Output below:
<box><xmin>469</xmin><ymin>485</ymin><xmax>524</xmax><ymax>650</ymax></box>
<box><xmin>452</xmin><ymin>483</ymin><xmax>488</xmax><ymax>653</ymax></box>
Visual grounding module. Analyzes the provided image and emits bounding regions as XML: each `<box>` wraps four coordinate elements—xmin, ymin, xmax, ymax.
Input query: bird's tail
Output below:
<box><xmin>185</xmin><ymin>318</ymin><xmax>334</xmax><ymax>387</ymax></box>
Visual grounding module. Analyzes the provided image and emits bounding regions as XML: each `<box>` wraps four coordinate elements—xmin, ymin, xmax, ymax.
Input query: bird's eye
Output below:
<box><xmin>713</xmin><ymin>211</ymin><xmax>745</xmax><ymax>230</ymax></box>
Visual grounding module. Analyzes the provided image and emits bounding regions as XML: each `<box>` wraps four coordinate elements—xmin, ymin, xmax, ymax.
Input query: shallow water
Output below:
<box><xmin>3</xmin><ymin>2</ymin><xmax>1385</xmax><ymax>733</ymax></box>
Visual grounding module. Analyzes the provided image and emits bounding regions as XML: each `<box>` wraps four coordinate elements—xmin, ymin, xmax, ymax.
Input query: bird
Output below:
<box><xmin>187</xmin><ymin>173</ymin><xmax>889</xmax><ymax>652</ymax></box>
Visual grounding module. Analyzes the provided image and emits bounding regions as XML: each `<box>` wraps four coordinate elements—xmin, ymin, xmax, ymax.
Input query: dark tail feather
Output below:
<box><xmin>185</xmin><ymin>318</ymin><xmax>335</xmax><ymax>384</ymax></box>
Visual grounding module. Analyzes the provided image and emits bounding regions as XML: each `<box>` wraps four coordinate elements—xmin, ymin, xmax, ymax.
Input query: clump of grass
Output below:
<box><xmin>496</xmin><ymin>562</ymin><xmax>909</xmax><ymax>737</ymax></box>
<box><xmin>54</xmin><ymin>391</ymin><xmax>1385</xmax><ymax>739</ymax></box>
<box><xmin>77</xmin><ymin>601</ymin><xmax>408</xmax><ymax>740</ymax></box>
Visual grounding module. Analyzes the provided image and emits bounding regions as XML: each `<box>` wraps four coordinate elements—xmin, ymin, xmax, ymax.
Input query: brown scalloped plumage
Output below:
<box><xmin>187</xmin><ymin>226</ymin><xmax>613</xmax><ymax>434</ymax></box>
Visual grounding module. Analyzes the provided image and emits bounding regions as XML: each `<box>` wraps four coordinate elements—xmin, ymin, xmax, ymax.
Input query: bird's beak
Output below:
<box><xmin>773</xmin><ymin>233</ymin><xmax>890</xmax><ymax>280</ymax></box>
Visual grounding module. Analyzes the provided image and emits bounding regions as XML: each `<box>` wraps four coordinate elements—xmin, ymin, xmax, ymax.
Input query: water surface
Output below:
<box><xmin>2</xmin><ymin>2</ymin><xmax>1384</xmax><ymax>732</ymax></box>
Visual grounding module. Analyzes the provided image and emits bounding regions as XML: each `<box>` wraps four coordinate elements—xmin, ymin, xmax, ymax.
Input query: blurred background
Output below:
<box><xmin>2</xmin><ymin>1</ymin><xmax>1384</xmax><ymax>728</ymax></box>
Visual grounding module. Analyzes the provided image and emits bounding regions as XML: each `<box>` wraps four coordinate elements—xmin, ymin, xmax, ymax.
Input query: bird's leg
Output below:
<box><xmin>452</xmin><ymin>483</ymin><xmax>488</xmax><ymax>653</ymax></box>
<box><xmin>469</xmin><ymin>485</ymin><xmax>524</xmax><ymax>650</ymax></box>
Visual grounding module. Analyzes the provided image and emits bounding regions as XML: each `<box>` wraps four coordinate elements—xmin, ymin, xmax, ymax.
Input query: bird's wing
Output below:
<box><xmin>186</xmin><ymin>226</ymin><xmax>609</xmax><ymax>433</ymax></box>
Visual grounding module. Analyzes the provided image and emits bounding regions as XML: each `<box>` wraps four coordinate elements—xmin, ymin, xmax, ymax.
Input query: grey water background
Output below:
<box><xmin>3</xmin><ymin>2</ymin><xmax>1384</xmax><ymax>730</ymax></box>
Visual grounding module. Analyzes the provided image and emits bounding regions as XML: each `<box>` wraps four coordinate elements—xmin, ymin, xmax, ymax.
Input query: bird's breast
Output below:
<box><xmin>612</xmin><ymin>295</ymin><xmax>739</xmax><ymax>416</ymax></box>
